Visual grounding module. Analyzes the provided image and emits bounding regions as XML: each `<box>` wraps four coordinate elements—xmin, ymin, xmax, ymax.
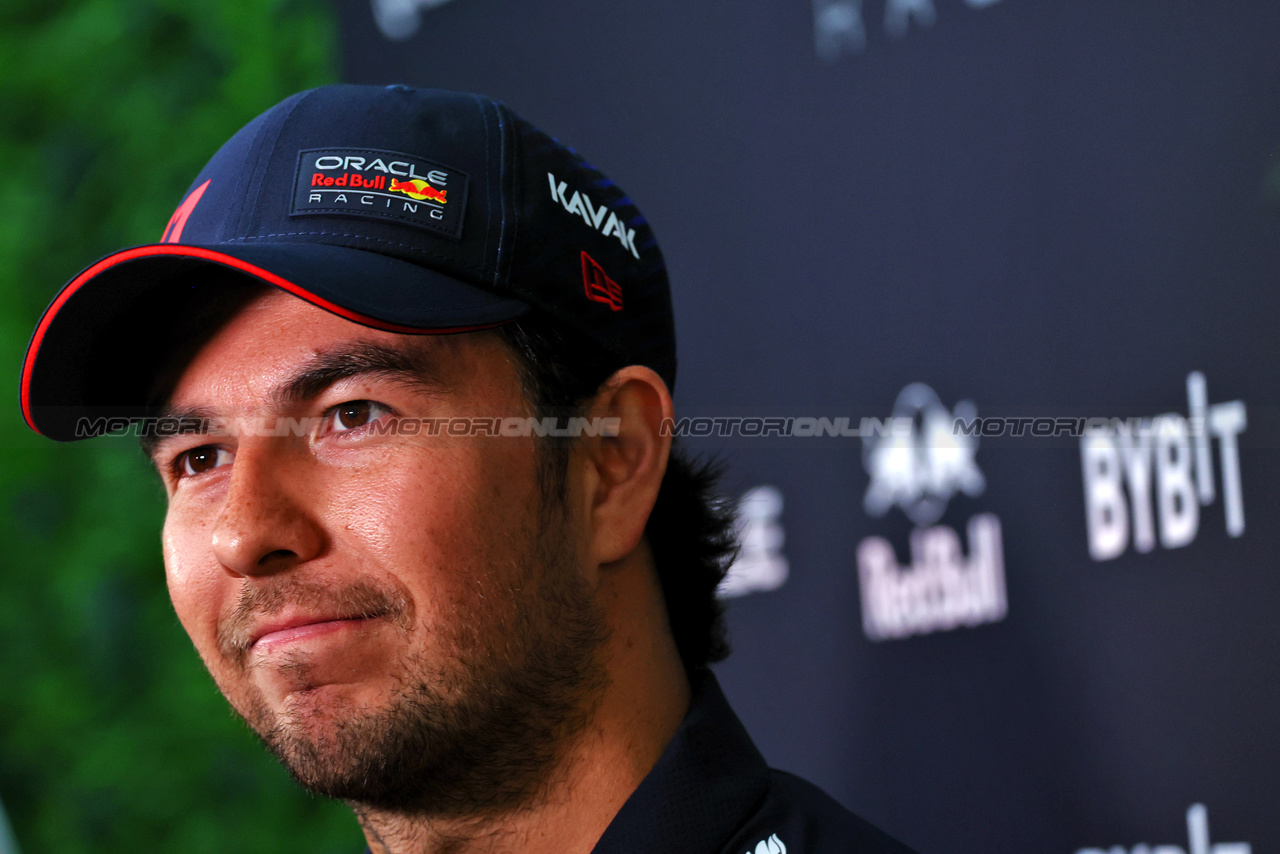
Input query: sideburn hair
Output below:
<box><xmin>495</xmin><ymin>313</ymin><xmax>735</xmax><ymax>671</ymax></box>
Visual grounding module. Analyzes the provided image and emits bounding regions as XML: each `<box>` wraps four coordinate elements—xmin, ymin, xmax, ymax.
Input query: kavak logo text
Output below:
<box><xmin>292</xmin><ymin>148</ymin><xmax>468</xmax><ymax>239</ymax></box>
<box><xmin>857</xmin><ymin>384</ymin><xmax>1008</xmax><ymax>641</ymax></box>
<box><xmin>548</xmin><ymin>172</ymin><xmax>640</xmax><ymax>259</ymax></box>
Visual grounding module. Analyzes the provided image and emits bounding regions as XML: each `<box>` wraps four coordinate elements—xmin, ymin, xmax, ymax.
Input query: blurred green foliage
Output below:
<box><xmin>0</xmin><ymin>0</ymin><xmax>364</xmax><ymax>850</ymax></box>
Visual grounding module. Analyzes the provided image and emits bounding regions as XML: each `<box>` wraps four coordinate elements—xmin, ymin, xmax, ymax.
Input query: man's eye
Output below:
<box><xmin>326</xmin><ymin>400</ymin><xmax>391</xmax><ymax>434</ymax></box>
<box><xmin>176</xmin><ymin>446</ymin><xmax>231</xmax><ymax>478</ymax></box>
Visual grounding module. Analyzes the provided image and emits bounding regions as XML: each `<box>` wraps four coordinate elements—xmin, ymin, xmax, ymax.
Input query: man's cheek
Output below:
<box><xmin>337</xmin><ymin>471</ymin><xmax>471</xmax><ymax>556</ymax></box>
<box><xmin>162</xmin><ymin>526</ymin><xmax>226</xmax><ymax>661</ymax></box>
<box><xmin>167</xmin><ymin>582</ymin><xmax>222</xmax><ymax>670</ymax></box>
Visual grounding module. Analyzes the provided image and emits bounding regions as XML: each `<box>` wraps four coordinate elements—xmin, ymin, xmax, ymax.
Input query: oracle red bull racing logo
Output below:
<box><xmin>292</xmin><ymin>147</ymin><xmax>467</xmax><ymax>238</ymax></box>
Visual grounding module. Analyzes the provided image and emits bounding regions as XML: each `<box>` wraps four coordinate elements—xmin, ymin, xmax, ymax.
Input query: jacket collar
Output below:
<box><xmin>590</xmin><ymin>670</ymin><xmax>770</xmax><ymax>854</ymax></box>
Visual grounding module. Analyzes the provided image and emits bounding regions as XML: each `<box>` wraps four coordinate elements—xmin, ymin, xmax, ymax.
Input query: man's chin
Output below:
<box><xmin>242</xmin><ymin>677</ymin><xmax>387</xmax><ymax>737</ymax></box>
<box><xmin>214</xmin><ymin>660</ymin><xmax>454</xmax><ymax>805</ymax></box>
<box><xmin>243</xmin><ymin>688</ymin><xmax>413</xmax><ymax>801</ymax></box>
<box><xmin>235</xmin><ymin>652</ymin><xmax>394</xmax><ymax>713</ymax></box>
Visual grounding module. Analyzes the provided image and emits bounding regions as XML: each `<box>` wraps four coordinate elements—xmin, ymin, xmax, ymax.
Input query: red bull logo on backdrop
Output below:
<box><xmin>856</xmin><ymin>383</ymin><xmax>1008</xmax><ymax>641</ymax></box>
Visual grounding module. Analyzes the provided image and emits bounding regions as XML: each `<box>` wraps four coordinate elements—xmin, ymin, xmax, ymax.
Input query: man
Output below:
<box><xmin>21</xmin><ymin>84</ymin><xmax>916</xmax><ymax>854</ymax></box>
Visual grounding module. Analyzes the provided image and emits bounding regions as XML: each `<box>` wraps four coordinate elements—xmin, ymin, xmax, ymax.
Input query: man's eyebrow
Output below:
<box><xmin>139</xmin><ymin>405</ymin><xmax>219</xmax><ymax>463</ymax></box>
<box><xmin>139</xmin><ymin>341</ymin><xmax>446</xmax><ymax>463</ymax></box>
<box><xmin>274</xmin><ymin>340</ymin><xmax>447</xmax><ymax>407</ymax></box>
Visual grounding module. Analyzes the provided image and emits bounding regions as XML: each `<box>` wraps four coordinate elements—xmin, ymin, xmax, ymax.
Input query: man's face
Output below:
<box><xmin>153</xmin><ymin>288</ymin><xmax>607</xmax><ymax>814</ymax></box>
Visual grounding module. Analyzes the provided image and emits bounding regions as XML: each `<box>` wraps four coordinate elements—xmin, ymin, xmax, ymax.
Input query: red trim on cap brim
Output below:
<box><xmin>21</xmin><ymin>244</ymin><xmax>509</xmax><ymax>436</ymax></box>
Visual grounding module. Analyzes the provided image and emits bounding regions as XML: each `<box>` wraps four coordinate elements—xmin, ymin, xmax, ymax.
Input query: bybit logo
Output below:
<box><xmin>1075</xmin><ymin>803</ymin><xmax>1249</xmax><ymax>854</ymax></box>
<box><xmin>1080</xmin><ymin>372</ymin><xmax>1246</xmax><ymax>561</ymax></box>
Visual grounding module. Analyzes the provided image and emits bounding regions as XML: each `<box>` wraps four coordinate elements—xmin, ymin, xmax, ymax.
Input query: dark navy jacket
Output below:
<box><xmin>360</xmin><ymin>673</ymin><xmax>919</xmax><ymax>853</ymax></box>
<box><xmin>589</xmin><ymin>672</ymin><xmax>918</xmax><ymax>854</ymax></box>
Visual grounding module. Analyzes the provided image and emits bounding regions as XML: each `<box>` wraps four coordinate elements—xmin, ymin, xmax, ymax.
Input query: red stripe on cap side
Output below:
<box><xmin>161</xmin><ymin>179</ymin><xmax>211</xmax><ymax>243</ymax></box>
<box><xmin>21</xmin><ymin>244</ymin><xmax>510</xmax><ymax>435</ymax></box>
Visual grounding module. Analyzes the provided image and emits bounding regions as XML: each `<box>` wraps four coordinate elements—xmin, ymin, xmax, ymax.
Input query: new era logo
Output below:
<box><xmin>581</xmin><ymin>251</ymin><xmax>622</xmax><ymax>311</ymax></box>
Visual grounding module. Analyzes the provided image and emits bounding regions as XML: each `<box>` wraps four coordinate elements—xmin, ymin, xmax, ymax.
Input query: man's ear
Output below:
<box><xmin>576</xmin><ymin>365</ymin><xmax>674</xmax><ymax>570</ymax></box>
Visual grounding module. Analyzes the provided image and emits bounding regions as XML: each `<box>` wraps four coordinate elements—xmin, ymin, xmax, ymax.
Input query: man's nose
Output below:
<box><xmin>210</xmin><ymin>443</ymin><xmax>325</xmax><ymax>576</ymax></box>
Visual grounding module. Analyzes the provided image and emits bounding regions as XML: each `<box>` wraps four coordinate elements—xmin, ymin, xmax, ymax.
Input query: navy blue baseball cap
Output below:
<box><xmin>21</xmin><ymin>83</ymin><xmax>675</xmax><ymax>441</ymax></box>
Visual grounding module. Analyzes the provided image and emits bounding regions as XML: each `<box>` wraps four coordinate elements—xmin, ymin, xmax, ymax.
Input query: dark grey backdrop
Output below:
<box><xmin>338</xmin><ymin>1</ymin><xmax>1280</xmax><ymax>850</ymax></box>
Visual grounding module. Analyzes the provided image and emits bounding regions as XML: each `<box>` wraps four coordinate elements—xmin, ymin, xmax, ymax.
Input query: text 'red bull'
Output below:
<box><xmin>311</xmin><ymin>173</ymin><xmax>387</xmax><ymax>189</ymax></box>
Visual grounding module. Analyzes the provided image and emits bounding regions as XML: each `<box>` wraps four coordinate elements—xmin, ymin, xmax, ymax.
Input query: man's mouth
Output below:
<box><xmin>217</xmin><ymin>578</ymin><xmax>412</xmax><ymax>666</ymax></box>
<box><xmin>248</xmin><ymin>612</ymin><xmax>384</xmax><ymax>655</ymax></box>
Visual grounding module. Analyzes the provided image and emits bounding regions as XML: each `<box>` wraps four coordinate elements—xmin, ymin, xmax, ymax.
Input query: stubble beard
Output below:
<box><xmin>216</xmin><ymin>498</ymin><xmax>611</xmax><ymax>818</ymax></box>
